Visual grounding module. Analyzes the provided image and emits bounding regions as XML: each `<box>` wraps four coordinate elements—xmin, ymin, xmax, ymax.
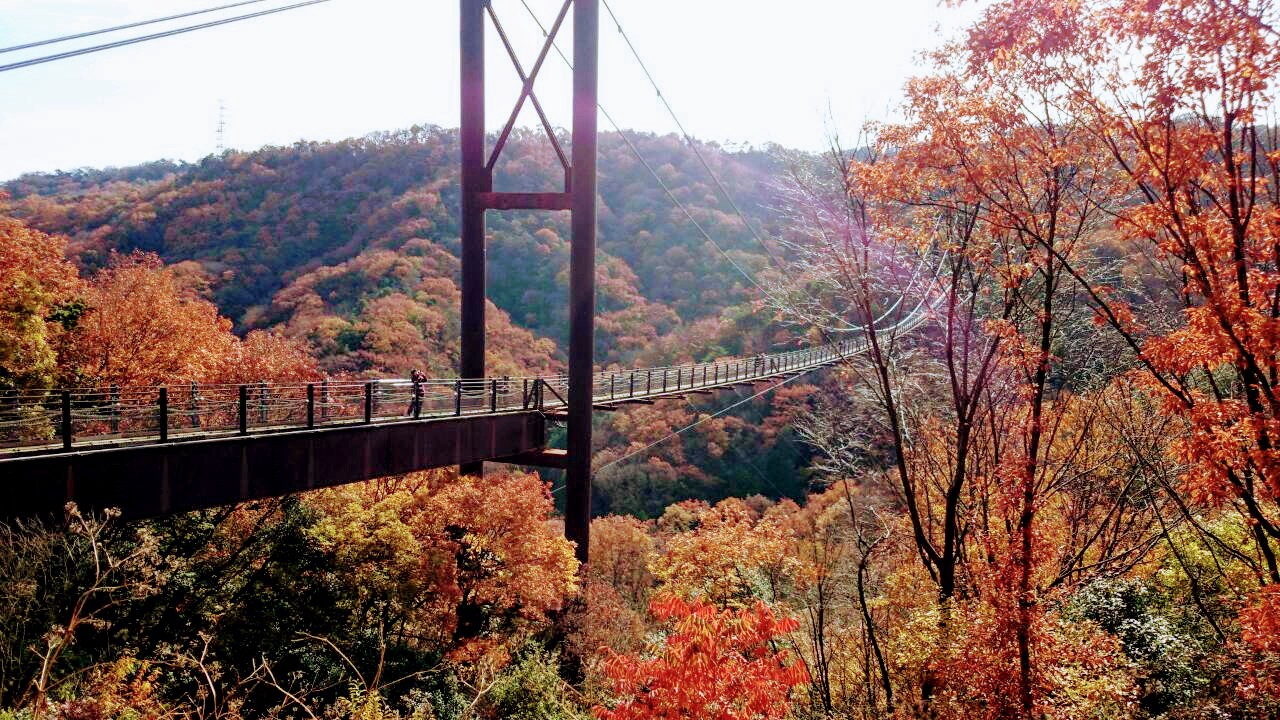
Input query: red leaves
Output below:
<box><xmin>594</xmin><ymin>596</ymin><xmax>807</xmax><ymax>720</ymax></box>
<box><xmin>1233</xmin><ymin>586</ymin><xmax>1280</xmax><ymax>702</ymax></box>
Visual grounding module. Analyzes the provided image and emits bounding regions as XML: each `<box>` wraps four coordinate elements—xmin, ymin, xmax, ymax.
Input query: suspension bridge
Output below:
<box><xmin>0</xmin><ymin>335</ymin><xmax>909</xmax><ymax>519</ymax></box>
<box><xmin>0</xmin><ymin>0</ymin><xmax>928</xmax><ymax>562</ymax></box>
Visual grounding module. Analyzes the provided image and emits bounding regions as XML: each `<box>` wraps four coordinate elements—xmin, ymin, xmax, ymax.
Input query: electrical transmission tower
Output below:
<box><xmin>216</xmin><ymin>100</ymin><xmax>227</xmax><ymax>153</ymax></box>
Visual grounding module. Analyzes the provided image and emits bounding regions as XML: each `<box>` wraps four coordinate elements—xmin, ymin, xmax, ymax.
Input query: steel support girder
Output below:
<box><xmin>459</xmin><ymin>0</ymin><xmax>488</xmax><ymax>477</ymax></box>
<box><xmin>565</xmin><ymin>0</ymin><xmax>598</xmax><ymax>565</ymax></box>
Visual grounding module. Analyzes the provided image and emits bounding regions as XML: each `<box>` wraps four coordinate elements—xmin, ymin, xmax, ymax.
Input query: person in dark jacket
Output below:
<box><xmin>406</xmin><ymin>369</ymin><xmax>427</xmax><ymax>416</ymax></box>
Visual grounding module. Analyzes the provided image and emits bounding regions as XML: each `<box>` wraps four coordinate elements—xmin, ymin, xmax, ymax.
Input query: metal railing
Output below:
<box><xmin>0</xmin><ymin>329</ymin><xmax>900</xmax><ymax>456</ymax></box>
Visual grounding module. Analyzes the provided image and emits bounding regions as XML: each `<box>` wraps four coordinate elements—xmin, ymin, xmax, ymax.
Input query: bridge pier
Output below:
<box><xmin>458</xmin><ymin>0</ymin><xmax>487</xmax><ymax>477</ymax></box>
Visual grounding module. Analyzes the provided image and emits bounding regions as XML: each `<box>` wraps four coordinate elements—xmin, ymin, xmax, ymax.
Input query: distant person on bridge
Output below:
<box><xmin>406</xmin><ymin>369</ymin><xmax>427</xmax><ymax>416</ymax></box>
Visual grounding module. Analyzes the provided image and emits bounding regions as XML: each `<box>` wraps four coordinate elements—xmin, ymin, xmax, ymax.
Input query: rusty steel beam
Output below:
<box><xmin>476</xmin><ymin>191</ymin><xmax>571</xmax><ymax>211</ymax></box>
<box><xmin>493</xmin><ymin>448</ymin><xmax>569</xmax><ymax>469</ymax></box>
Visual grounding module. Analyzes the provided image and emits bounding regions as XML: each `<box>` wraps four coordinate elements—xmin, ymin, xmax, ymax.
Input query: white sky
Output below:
<box><xmin>0</xmin><ymin>0</ymin><xmax>979</xmax><ymax>180</ymax></box>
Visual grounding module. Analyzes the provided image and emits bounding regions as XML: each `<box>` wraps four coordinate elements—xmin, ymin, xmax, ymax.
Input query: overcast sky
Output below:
<box><xmin>0</xmin><ymin>0</ymin><xmax>979</xmax><ymax>180</ymax></box>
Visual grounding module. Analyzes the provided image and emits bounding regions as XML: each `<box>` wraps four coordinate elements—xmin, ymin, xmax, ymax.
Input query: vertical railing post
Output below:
<box><xmin>307</xmin><ymin>383</ymin><xmax>315</xmax><ymax>428</ymax></box>
<box><xmin>609</xmin><ymin>373</ymin><xmax>615</xmax><ymax>400</ymax></box>
<box><xmin>662</xmin><ymin>369</ymin><xmax>668</xmax><ymax>392</ymax></box>
<box><xmin>158</xmin><ymin>387</ymin><xmax>168</xmax><ymax>441</ymax></box>
<box><xmin>523</xmin><ymin>378</ymin><xmax>530</xmax><ymax>410</ymax></box>
<box><xmin>109</xmin><ymin>384</ymin><xmax>120</xmax><ymax>434</ymax></box>
<box><xmin>238</xmin><ymin>385</ymin><xmax>248</xmax><ymax>435</ymax></box>
<box><xmin>491</xmin><ymin>379</ymin><xmax>498</xmax><ymax>413</ymax></box>
<box><xmin>364</xmin><ymin>382</ymin><xmax>373</xmax><ymax>423</ymax></box>
<box><xmin>629</xmin><ymin>372</ymin><xmax>635</xmax><ymax>397</ymax></box>
<box><xmin>61</xmin><ymin>390</ymin><xmax>72</xmax><ymax>450</ymax></box>
<box><xmin>455</xmin><ymin>379</ymin><xmax>463</xmax><ymax>416</ymax></box>
<box><xmin>189</xmin><ymin>381</ymin><xmax>200</xmax><ymax>429</ymax></box>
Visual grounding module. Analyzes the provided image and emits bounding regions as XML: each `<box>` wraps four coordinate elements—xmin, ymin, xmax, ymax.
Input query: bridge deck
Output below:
<box><xmin>0</xmin><ymin>339</ymin><xmax>862</xmax><ymax>520</ymax></box>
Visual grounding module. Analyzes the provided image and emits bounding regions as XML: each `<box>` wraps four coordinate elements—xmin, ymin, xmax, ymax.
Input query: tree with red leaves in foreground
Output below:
<box><xmin>594</xmin><ymin>595</ymin><xmax>808</xmax><ymax>720</ymax></box>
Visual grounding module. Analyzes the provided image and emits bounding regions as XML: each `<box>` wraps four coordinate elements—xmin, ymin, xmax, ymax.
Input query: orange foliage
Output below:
<box><xmin>61</xmin><ymin>252</ymin><xmax>235</xmax><ymax>386</ymax></box>
<box><xmin>1237</xmin><ymin>586</ymin><xmax>1280</xmax><ymax>700</ymax></box>
<box><xmin>959</xmin><ymin>0</ymin><xmax>1280</xmax><ymax>581</ymax></box>
<box><xmin>587</xmin><ymin>515</ymin><xmax>656</xmax><ymax>609</ymax></box>
<box><xmin>60</xmin><ymin>252</ymin><xmax>318</xmax><ymax>386</ymax></box>
<box><xmin>594</xmin><ymin>595</ymin><xmax>807</xmax><ymax>720</ymax></box>
<box><xmin>0</xmin><ymin>211</ymin><xmax>81</xmax><ymax>390</ymax></box>
<box><xmin>650</xmin><ymin>498</ymin><xmax>799</xmax><ymax>608</ymax></box>
<box><xmin>212</xmin><ymin>329</ymin><xmax>319</xmax><ymax>384</ymax></box>
<box><xmin>306</xmin><ymin>469</ymin><xmax>579</xmax><ymax>654</ymax></box>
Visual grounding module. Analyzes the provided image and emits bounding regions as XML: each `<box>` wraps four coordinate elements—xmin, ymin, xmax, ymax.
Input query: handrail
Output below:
<box><xmin>0</xmin><ymin>309</ymin><xmax>928</xmax><ymax>456</ymax></box>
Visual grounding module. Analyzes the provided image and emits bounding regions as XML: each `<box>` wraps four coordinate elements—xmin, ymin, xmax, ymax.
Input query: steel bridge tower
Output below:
<box><xmin>458</xmin><ymin>0</ymin><xmax>598</xmax><ymax>563</ymax></box>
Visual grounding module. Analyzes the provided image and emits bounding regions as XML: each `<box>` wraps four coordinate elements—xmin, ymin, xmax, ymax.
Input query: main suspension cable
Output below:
<box><xmin>0</xmin><ymin>0</ymin><xmax>333</xmax><ymax>73</ymax></box>
<box><xmin>601</xmin><ymin>0</ymin><xmax>786</xmax><ymax>268</ymax></box>
<box><xmin>594</xmin><ymin>367</ymin><xmax>820</xmax><ymax>473</ymax></box>
<box><xmin>0</xmin><ymin>0</ymin><xmax>276</xmax><ymax>55</ymax></box>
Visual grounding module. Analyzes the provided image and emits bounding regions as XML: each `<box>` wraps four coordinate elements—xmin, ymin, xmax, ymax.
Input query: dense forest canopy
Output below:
<box><xmin>3</xmin><ymin>129</ymin><xmax>787</xmax><ymax>365</ymax></box>
<box><xmin>3</xmin><ymin>0</ymin><xmax>1280</xmax><ymax>718</ymax></box>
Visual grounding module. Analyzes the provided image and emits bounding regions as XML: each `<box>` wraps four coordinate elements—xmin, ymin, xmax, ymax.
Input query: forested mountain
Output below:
<box><xmin>4</xmin><ymin>128</ymin><xmax>786</xmax><ymax>370</ymax></box>
<box><xmin>6</xmin><ymin>1</ymin><xmax>1280</xmax><ymax>717</ymax></box>
<box><xmin>2</xmin><ymin>128</ymin><xmax>819</xmax><ymax>515</ymax></box>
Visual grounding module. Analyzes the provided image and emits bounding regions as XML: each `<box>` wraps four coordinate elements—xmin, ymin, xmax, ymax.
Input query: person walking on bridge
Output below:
<box><xmin>406</xmin><ymin>368</ymin><xmax>427</xmax><ymax>417</ymax></box>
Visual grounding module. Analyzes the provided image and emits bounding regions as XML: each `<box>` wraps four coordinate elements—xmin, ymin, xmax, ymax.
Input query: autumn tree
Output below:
<box><xmin>594</xmin><ymin>596</ymin><xmax>807</xmax><ymax>720</ymax></box>
<box><xmin>0</xmin><ymin>211</ymin><xmax>80</xmax><ymax>392</ymax></box>
<box><xmin>59</xmin><ymin>252</ymin><xmax>236</xmax><ymax>387</ymax></box>
<box><xmin>955</xmin><ymin>0</ymin><xmax>1280</xmax><ymax>701</ymax></box>
<box><xmin>776</xmin><ymin>5</ymin><xmax>1181</xmax><ymax>712</ymax></box>
<box><xmin>307</xmin><ymin>469</ymin><xmax>579</xmax><ymax>653</ymax></box>
<box><xmin>649</xmin><ymin>497</ymin><xmax>800</xmax><ymax>609</ymax></box>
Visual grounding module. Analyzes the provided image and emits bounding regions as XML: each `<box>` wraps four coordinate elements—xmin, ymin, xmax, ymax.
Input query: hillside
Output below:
<box><xmin>3</xmin><ymin>127</ymin><xmax>793</xmax><ymax>373</ymax></box>
<box><xmin>2</xmin><ymin>127</ymin><xmax>820</xmax><ymax>515</ymax></box>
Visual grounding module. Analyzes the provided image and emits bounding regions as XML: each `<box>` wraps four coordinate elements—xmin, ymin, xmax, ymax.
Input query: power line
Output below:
<box><xmin>515</xmin><ymin>0</ymin><xmax>930</xmax><ymax>378</ymax></box>
<box><xmin>0</xmin><ymin>0</ymin><xmax>276</xmax><ymax>55</ymax></box>
<box><xmin>601</xmin><ymin>0</ymin><xmax>786</xmax><ymax>270</ymax></box>
<box><xmin>515</xmin><ymin>0</ymin><xmax>777</xmax><ymax>304</ymax></box>
<box><xmin>0</xmin><ymin>0</ymin><xmax>333</xmax><ymax>74</ymax></box>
